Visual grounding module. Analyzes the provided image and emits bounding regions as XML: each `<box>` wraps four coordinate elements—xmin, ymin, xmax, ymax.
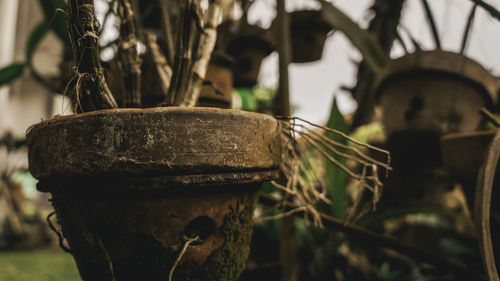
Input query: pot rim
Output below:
<box><xmin>27</xmin><ymin>107</ymin><xmax>282</xmax><ymax>182</ymax></box>
<box><xmin>441</xmin><ymin>129</ymin><xmax>497</xmax><ymax>142</ymax></box>
<box><xmin>373</xmin><ymin>50</ymin><xmax>500</xmax><ymax>109</ymax></box>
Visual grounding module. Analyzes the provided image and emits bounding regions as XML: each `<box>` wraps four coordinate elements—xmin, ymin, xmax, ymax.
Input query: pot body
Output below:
<box><xmin>232</xmin><ymin>48</ymin><xmax>267</xmax><ymax>88</ymax></box>
<box><xmin>291</xmin><ymin>29</ymin><xmax>328</xmax><ymax>63</ymax></box>
<box><xmin>379</xmin><ymin>72</ymin><xmax>486</xmax><ymax>136</ymax></box>
<box><xmin>27</xmin><ymin>108</ymin><xmax>281</xmax><ymax>281</ymax></box>
<box><xmin>49</xmin><ymin>181</ymin><xmax>260</xmax><ymax>281</ymax></box>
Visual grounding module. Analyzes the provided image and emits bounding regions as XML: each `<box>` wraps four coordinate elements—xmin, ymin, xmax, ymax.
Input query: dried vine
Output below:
<box><xmin>66</xmin><ymin>0</ymin><xmax>118</xmax><ymax>112</ymax></box>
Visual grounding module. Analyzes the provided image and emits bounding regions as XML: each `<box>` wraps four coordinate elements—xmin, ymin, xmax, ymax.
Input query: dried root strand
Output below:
<box><xmin>265</xmin><ymin>118</ymin><xmax>390</xmax><ymax>226</ymax></box>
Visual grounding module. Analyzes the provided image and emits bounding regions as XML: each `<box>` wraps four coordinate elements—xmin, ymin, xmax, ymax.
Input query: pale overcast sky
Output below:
<box><xmin>250</xmin><ymin>0</ymin><xmax>500</xmax><ymax>125</ymax></box>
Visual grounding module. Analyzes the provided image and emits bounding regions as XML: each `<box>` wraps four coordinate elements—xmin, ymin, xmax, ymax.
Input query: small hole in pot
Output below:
<box><xmin>183</xmin><ymin>216</ymin><xmax>216</xmax><ymax>245</ymax></box>
<box><xmin>409</xmin><ymin>96</ymin><xmax>424</xmax><ymax>111</ymax></box>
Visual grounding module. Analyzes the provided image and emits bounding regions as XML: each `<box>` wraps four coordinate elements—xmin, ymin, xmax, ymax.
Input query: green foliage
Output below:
<box><xmin>235</xmin><ymin>86</ymin><xmax>276</xmax><ymax>111</ymax></box>
<box><xmin>26</xmin><ymin>20</ymin><xmax>51</xmax><ymax>65</ymax></box>
<box><xmin>0</xmin><ymin>0</ymin><xmax>69</xmax><ymax>89</ymax></box>
<box><xmin>0</xmin><ymin>63</ymin><xmax>26</xmax><ymax>87</ymax></box>
<box><xmin>0</xmin><ymin>249</ymin><xmax>80</xmax><ymax>281</ymax></box>
<box><xmin>325</xmin><ymin>97</ymin><xmax>348</xmax><ymax>218</ymax></box>
<box><xmin>319</xmin><ymin>0</ymin><xmax>388</xmax><ymax>72</ymax></box>
<box><xmin>38</xmin><ymin>0</ymin><xmax>70</xmax><ymax>50</ymax></box>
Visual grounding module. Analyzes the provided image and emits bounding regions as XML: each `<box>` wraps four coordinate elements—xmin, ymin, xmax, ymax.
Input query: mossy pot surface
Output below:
<box><xmin>26</xmin><ymin>107</ymin><xmax>282</xmax><ymax>281</ymax></box>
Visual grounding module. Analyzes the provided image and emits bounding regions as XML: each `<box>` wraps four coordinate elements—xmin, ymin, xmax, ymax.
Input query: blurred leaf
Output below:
<box><xmin>26</xmin><ymin>20</ymin><xmax>50</xmax><ymax>64</ymax></box>
<box><xmin>38</xmin><ymin>0</ymin><xmax>70</xmax><ymax>50</ymax></box>
<box><xmin>319</xmin><ymin>0</ymin><xmax>388</xmax><ymax>72</ymax></box>
<box><xmin>325</xmin><ymin>97</ymin><xmax>349</xmax><ymax>218</ymax></box>
<box><xmin>236</xmin><ymin>88</ymin><xmax>258</xmax><ymax>111</ymax></box>
<box><xmin>0</xmin><ymin>63</ymin><xmax>26</xmax><ymax>87</ymax></box>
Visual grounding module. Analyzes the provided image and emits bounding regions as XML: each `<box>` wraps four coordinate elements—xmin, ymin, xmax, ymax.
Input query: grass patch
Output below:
<box><xmin>0</xmin><ymin>249</ymin><xmax>80</xmax><ymax>281</ymax></box>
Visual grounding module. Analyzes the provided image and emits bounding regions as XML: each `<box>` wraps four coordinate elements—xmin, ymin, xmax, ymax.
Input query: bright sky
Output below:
<box><xmin>249</xmin><ymin>0</ymin><xmax>500</xmax><ymax>125</ymax></box>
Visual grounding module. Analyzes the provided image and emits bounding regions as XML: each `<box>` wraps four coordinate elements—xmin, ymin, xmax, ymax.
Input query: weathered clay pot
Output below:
<box><xmin>289</xmin><ymin>10</ymin><xmax>333</xmax><ymax>63</ymax></box>
<box><xmin>198</xmin><ymin>54</ymin><xmax>234</xmax><ymax>108</ymax></box>
<box><xmin>27</xmin><ymin>107</ymin><xmax>281</xmax><ymax>281</ymax></box>
<box><xmin>374</xmin><ymin>51</ymin><xmax>499</xmax><ymax>212</ymax></box>
<box><xmin>226</xmin><ymin>24</ymin><xmax>273</xmax><ymax>88</ymax></box>
<box><xmin>374</xmin><ymin>50</ymin><xmax>499</xmax><ymax>137</ymax></box>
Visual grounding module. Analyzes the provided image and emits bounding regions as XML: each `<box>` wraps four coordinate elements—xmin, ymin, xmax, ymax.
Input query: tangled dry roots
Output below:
<box><xmin>262</xmin><ymin>117</ymin><xmax>391</xmax><ymax>227</ymax></box>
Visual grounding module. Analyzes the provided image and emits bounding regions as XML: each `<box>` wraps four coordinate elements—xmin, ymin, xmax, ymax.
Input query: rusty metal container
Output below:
<box><xmin>27</xmin><ymin>107</ymin><xmax>281</xmax><ymax>281</ymax></box>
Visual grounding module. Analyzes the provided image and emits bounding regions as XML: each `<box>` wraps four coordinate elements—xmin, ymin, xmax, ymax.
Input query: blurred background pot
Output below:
<box><xmin>198</xmin><ymin>53</ymin><xmax>234</xmax><ymax>108</ymax></box>
<box><xmin>289</xmin><ymin>10</ymin><xmax>333</xmax><ymax>63</ymax></box>
<box><xmin>375</xmin><ymin>50</ymin><xmax>499</xmax><ymax>137</ymax></box>
<box><xmin>374</xmin><ymin>51</ymin><xmax>499</xmax><ymax>212</ymax></box>
<box><xmin>27</xmin><ymin>107</ymin><xmax>281</xmax><ymax>281</ymax></box>
<box><xmin>226</xmin><ymin>23</ymin><xmax>273</xmax><ymax>88</ymax></box>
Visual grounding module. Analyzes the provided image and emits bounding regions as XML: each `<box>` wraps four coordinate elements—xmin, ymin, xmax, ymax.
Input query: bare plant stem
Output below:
<box><xmin>145</xmin><ymin>32</ymin><xmax>173</xmax><ymax>97</ymax></box>
<box><xmin>167</xmin><ymin>0</ymin><xmax>194</xmax><ymax>105</ymax></box>
<box><xmin>158</xmin><ymin>0</ymin><xmax>176</xmax><ymax>65</ymax></box>
<box><xmin>66</xmin><ymin>0</ymin><xmax>118</xmax><ymax>112</ymax></box>
<box><xmin>117</xmin><ymin>0</ymin><xmax>142</xmax><ymax>107</ymax></box>
<box><xmin>181</xmin><ymin>3</ymin><xmax>221</xmax><ymax>106</ymax></box>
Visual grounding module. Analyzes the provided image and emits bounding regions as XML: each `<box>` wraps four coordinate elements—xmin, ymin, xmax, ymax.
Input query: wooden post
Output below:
<box><xmin>275</xmin><ymin>1</ymin><xmax>298</xmax><ymax>281</ymax></box>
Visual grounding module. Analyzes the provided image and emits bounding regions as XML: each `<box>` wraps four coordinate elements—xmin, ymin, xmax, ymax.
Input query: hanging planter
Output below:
<box><xmin>27</xmin><ymin>107</ymin><xmax>281</xmax><ymax>281</ymax></box>
<box><xmin>289</xmin><ymin>10</ymin><xmax>333</xmax><ymax>63</ymax></box>
<box><xmin>226</xmin><ymin>24</ymin><xmax>273</xmax><ymax>88</ymax></box>
<box><xmin>374</xmin><ymin>50</ymin><xmax>499</xmax><ymax>138</ymax></box>
<box><xmin>373</xmin><ymin>51</ymin><xmax>499</xmax><ymax>210</ymax></box>
<box><xmin>374</xmin><ymin>50</ymin><xmax>499</xmax><ymax>169</ymax></box>
<box><xmin>198</xmin><ymin>53</ymin><xmax>234</xmax><ymax>108</ymax></box>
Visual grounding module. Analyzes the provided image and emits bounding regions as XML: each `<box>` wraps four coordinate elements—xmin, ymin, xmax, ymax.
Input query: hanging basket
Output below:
<box><xmin>374</xmin><ymin>50</ymin><xmax>499</xmax><ymax>138</ymax></box>
<box><xmin>27</xmin><ymin>107</ymin><xmax>281</xmax><ymax>281</ymax></box>
<box><xmin>289</xmin><ymin>10</ymin><xmax>333</xmax><ymax>63</ymax></box>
